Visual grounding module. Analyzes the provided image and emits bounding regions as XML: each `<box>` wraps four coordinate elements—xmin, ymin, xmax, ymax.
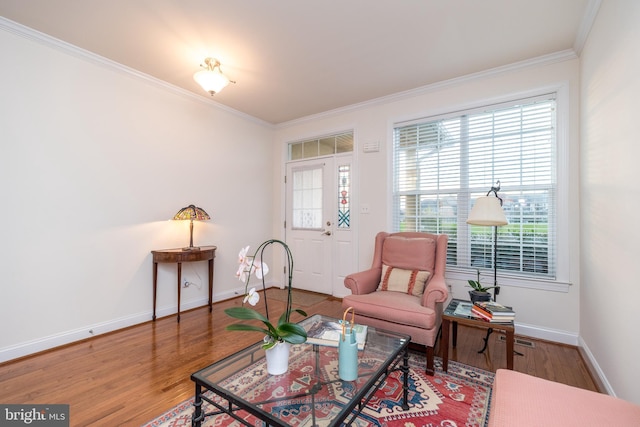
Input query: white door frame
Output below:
<box><xmin>283</xmin><ymin>153</ymin><xmax>357</xmax><ymax>297</ymax></box>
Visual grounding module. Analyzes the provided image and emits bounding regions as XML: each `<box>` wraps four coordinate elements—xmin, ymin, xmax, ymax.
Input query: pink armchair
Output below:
<box><xmin>342</xmin><ymin>232</ymin><xmax>449</xmax><ymax>375</ymax></box>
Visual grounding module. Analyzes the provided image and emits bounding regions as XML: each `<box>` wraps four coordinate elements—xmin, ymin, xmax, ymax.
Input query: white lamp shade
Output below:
<box><xmin>467</xmin><ymin>196</ymin><xmax>508</xmax><ymax>226</ymax></box>
<box><xmin>194</xmin><ymin>68</ymin><xmax>230</xmax><ymax>94</ymax></box>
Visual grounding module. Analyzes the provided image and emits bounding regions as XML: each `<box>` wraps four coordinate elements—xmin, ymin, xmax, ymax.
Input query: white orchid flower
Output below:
<box><xmin>238</xmin><ymin>246</ymin><xmax>250</xmax><ymax>264</ymax></box>
<box><xmin>236</xmin><ymin>262</ymin><xmax>250</xmax><ymax>283</ymax></box>
<box><xmin>236</xmin><ymin>246</ymin><xmax>255</xmax><ymax>283</ymax></box>
<box><xmin>254</xmin><ymin>259</ymin><xmax>269</xmax><ymax>279</ymax></box>
<box><xmin>243</xmin><ymin>287</ymin><xmax>260</xmax><ymax>306</ymax></box>
<box><xmin>236</xmin><ymin>245</ymin><xmax>270</xmax><ymax>306</ymax></box>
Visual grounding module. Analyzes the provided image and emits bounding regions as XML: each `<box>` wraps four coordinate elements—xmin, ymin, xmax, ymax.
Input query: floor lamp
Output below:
<box><xmin>467</xmin><ymin>181</ymin><xmax>510</xmax><ymax>355</ymax></box>
<box><xmin>467</xmin><ymin>181</ymin><xmax>508</xmax><ymax>301</ymax></box>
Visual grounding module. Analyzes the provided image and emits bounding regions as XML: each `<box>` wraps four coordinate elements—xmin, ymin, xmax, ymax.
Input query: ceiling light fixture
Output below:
<box><xmin>193</xmin><ymin>57</ymin><xmax>235</xmax><ymax>95</ymax></box>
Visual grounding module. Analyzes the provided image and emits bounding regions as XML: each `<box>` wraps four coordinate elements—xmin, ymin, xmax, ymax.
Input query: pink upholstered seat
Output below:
<box><xmin>489</xmin><ymin>369</ymin><xmax>640</xmax><ymax>426</ymax></box>
<box><xmin>342</xmin><ymin>231</ymin><xmax>449</xmax><ymax>375</ymax></box>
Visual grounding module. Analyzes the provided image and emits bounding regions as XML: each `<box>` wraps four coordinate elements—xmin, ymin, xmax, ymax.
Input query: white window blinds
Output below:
<box><xmin>393</xmin><ymin>94</ymin><xmax>557</xmax><ymax>278</ymax></box>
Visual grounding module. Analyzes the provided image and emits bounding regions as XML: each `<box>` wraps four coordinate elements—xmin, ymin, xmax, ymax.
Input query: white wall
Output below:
<box><xmin>0</xmin><ymin>24</ymin><xmax>275</xmax><ymax>362</ymax></box>
<box><xmin>580</xmin><ymin>0</ymin><xmax>640</xmax><ymax>404</ymax></box>
<box><xmin>275</xmin><ymin>57</ymin><xmax>582</xmax><ymax>344</ymax></box>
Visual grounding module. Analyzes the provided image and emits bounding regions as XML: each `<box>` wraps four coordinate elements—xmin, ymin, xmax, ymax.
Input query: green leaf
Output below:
<box><xmin>468</xmin><ymin>279</ymin><xmax>496</xmax><ymax>292</ymax></box>
<box><xmin>261</xmin><ymin>340</ymin><xmax>278</xmax><ymax>350</ymax></box>
<box><xmin>277</xmin><ymin>311</ymin><xmax>288</xmax><ymax>327</ymax></box>
<box><xmin>224</xmin><ymin>307</ymin><xmax>269</xmax><ymax>323</ymax></box>
<box><xmin>224</xmin><ymin>307</ymin><xmax>280</xmax><ymax>337</ymax></box>
<box><xmin>279</xmin><ymin>323</ymin><xmax>307</xmax><ymax>336</ymax></box>
<box><xmin>283</xmin><ymin>334</ymin><xmax>307</xmax><ymax>345</ymax></box>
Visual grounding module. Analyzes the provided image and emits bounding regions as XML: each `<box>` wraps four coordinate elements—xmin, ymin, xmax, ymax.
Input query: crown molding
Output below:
<box><xmin>277</xmin><ymin>49</ymin><xmax>578</xmax><ymax>128</ymax></box>
<box><xmin>1</xmin><ymin>13</ymin><xmax>584</xmax><ymax>130</ymax></box>
<box><xmin>574</xmin><ymin>0</ymin><xmax>602</xmax><ymax>56</ymax></box>
<box><xmin>0</xmin><ymin>17</ymin><xmax>272</xmax><ymax>128</ymax></box>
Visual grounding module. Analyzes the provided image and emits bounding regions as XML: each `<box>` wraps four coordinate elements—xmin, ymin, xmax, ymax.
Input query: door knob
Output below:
<box><xmin>321</xmin><ymin>230</ymin><xmax>332</xmax><ymax>236</ymax></box>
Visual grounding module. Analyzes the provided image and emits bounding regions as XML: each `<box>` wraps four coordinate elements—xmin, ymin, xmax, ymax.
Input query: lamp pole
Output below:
<box><xmin>493</xmin><ymin>225</ymin><xmax>499</xmax><ymax>301</ymax></box>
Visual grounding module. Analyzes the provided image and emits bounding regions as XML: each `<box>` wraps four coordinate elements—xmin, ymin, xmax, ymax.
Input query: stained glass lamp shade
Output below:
<box><xmin>173</xmin><ymin>204</ymin><xmax>210</xmax><ymax>251</ymax></box>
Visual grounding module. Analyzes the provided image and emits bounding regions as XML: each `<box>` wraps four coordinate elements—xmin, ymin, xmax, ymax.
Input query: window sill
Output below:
<box><xmin>445</xmin><ymin>268</ymin><xmax>571</xmax><ymax>293</ymax></box>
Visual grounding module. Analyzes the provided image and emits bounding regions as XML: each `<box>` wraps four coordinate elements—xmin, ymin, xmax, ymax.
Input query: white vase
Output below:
<box><xmin>265</xmin><ymin>341</ymin><xmax>290</xmax><ymax>375</ymax></box>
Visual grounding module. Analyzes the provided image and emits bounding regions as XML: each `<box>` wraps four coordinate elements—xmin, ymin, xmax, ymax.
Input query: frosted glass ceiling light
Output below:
<box><xmin>193</xmin><ymin>58</ymin><xmax>235</xmax><ymax>95</ymax></box>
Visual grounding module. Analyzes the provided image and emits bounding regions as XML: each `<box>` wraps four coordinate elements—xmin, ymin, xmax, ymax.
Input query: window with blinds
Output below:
<box><xmin>393</xmin><ymin>94</ymin><xmax>557</xmax><ymax>278</ymax></box>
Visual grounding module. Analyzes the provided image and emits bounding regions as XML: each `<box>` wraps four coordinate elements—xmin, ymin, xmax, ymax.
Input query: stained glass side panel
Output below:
<box><xmin>292</xmin><ymin>167</ymin><xmax>323</xmax><ymax>230</ymax></box>
<box><xmin>338</xmin><ymin>165</ymin><xmax>350</xmax><ymax>229</ymax></box>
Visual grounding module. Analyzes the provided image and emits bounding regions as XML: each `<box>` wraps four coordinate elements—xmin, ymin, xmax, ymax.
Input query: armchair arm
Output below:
<box><xmin>344</xmin><ymin>268</ymin><xmax>381</xmax><ymax>295</ymax></box>
<box><xmin>421</xmin><ymin>272</ymin><xmax>449</xmax><ymax>309</ymax></box>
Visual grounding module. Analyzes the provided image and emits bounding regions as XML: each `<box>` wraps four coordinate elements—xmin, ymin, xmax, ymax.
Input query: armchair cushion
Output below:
<box><xmin>381</xmin><ymin>236</ymin><xmax>436</xmax><ymax>272</ymax></box>
<box><xmin>344</xmin><ymin>291</ymin><xmax>439</xmax><ymax>330</ymax></box>
<box><xmin>378</xmin><ymin>264</ymin><xmax>431</xmax><ymax>296</ymax></box>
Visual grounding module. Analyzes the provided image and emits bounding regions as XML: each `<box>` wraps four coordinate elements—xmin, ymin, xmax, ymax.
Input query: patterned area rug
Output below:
<box><xmin>142</xmin><ymin>353</ymin><xmax>493</xmax><ymax>427</ymax></box>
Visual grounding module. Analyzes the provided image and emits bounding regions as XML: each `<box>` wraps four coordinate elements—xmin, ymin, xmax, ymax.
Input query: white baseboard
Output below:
<box><xmin>0</xmin><ymin>284</ymin><xmax>273</xmax><ymax>364</ymax></box>
<box><xmin>0</xmin><ymin>299</ymin><xmax>227</xmax><ymax>364</ymax></box>
<box><xmin>514</xmin><ymin>322</ymin><xmax>579</xmax><ymax>346</ymax></box>
<box><xmin>515</xmin><ymin>324</ymin><xmax>612</xmax><ymax>395</ymax></box>
<box><xmin>4</xmin><ymin>288</ymin><xmax>595</xmax><ymax>371</ymax></box>
<box><xmin>0</xmin><ymin>309</ymin><xmax>153</xmax><ymax>364</ymax></box>
<box><xmin>578</xmin><ymin>336</ymin><xmax>615</xmax><ymax>396</ymax></box>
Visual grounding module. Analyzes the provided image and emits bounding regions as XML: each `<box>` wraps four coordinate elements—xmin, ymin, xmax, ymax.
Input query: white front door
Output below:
<box><xmin>285</xmin><ymin>156</ymin><xmax>355</xmax><ymax>296</ymax></box>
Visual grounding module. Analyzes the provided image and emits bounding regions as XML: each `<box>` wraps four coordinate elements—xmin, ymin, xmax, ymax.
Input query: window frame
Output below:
<box><xmin>389</xmin><ymin>87</ymin><xmax>572</xmax><ymax>292</ymax></box>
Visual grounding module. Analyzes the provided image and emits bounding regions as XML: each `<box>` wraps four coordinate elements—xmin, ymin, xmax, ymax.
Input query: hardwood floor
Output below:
<box><xmin>0</xmin><ymin>292</ymin><xmax>597</xmax><ymax>426</ymax></box>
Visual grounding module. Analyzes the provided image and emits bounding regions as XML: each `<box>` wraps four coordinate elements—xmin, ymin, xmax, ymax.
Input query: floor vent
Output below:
<box><xmin>499</xmin><ymin>335</ymin><xmax>535</xmax><ymax>348</ymax></box>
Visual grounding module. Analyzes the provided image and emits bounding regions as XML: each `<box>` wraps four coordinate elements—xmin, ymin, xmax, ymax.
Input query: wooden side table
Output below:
<box><xmin>151</xmin><ymin>246</ymin><xmax>216</xmax><ymax>322</ymax></box>
<box><xmin>441</xmin><ymin>299</ymin><xmax>514</xmax><ymax>372</ymax></box>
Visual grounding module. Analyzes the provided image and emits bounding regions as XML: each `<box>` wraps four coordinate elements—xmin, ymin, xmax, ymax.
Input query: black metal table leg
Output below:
<box><xmin>478</xmin><ymin>327</ymin><xmax>493</xmax><ymax>354</ymax></box>
<box><xmin>401</xmin><ymin>346</ymin><xmax>410</xmax><ymax>410</ymax></box>
<box><xmin>192</xmin><ymin>383</ymin><xmax>204</xmax><ymax>427</ymax></box>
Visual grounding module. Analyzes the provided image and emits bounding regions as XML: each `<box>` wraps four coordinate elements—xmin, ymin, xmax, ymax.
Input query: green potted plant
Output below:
<box><xmin>224</xmin><ymin>239</ymin><xmax>307</xmax><ymax>374</ymax></box>
<box><xmin>467</xmin><ymin>269</ymin><xmax>495</xmax><ymax>303</ymax></box>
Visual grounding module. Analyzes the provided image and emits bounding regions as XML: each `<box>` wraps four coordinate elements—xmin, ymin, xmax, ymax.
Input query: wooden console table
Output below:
<box><xmin>151</xmin><ymin>246</ymin><xmax>216</xmax><ymax>322</ymax></box>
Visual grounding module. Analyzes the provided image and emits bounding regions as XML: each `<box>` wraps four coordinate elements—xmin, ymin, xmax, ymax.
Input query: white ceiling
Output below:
<box><xmin>0</xmin><ymin>0</ymin><xmax>594</xmax><ymax>124</ymax></box>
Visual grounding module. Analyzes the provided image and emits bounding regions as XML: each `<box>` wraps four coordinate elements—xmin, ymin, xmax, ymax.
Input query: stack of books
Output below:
<box><xmin>471</xmin><ymin>301</ymin><xmax>515</xmax><ymax>323</ymax></box>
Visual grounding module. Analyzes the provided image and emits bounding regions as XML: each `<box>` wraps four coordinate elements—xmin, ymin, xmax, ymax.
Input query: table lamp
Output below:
<box><xmin>467</xmin><ymin>181</ymin><xmax>508</xmax><ymax>300</ymax></box>
<box><xmin>173</xmin><ymin>204</ymin><xmax>210</xmax><ymax>251</ymax></box>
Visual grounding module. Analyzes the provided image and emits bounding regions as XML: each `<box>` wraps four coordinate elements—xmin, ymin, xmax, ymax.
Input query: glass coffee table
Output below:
<box><xmin>191</xmin><ymin>314</ymin><xmax>411</xmax><ymax>427</ymax></box>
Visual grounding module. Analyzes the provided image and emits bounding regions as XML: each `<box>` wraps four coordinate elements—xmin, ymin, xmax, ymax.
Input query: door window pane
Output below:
<box><xmin>292</xmin><ymin>167</ymin><xmax>323</xmax><ymax>229</ymax></box>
